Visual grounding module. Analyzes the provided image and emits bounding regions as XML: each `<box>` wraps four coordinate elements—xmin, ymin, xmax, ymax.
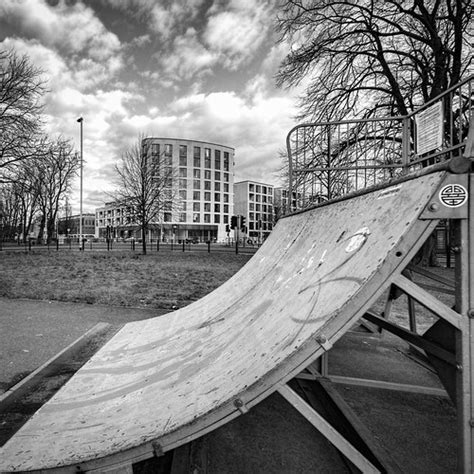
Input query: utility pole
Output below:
<box><xmin>77</xmin><ymin>117</ymin><xmax>84</xmax><ymax>250</ymax></box>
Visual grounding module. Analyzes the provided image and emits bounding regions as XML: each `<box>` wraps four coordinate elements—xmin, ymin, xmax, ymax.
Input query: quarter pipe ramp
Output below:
<box><xmin>0</xmin><ymin>170</ymin><xmax>448</xmax><ymax>472</ymax></box>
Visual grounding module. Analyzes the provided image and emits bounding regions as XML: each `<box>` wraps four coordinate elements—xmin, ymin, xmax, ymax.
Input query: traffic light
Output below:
<box><xmin>230</xmin><ymin>215</ymin><xmax>237</xmax><ymax>229</ymax></box>
<box><xmin>240</xmin><ymin>216</ymin><xmax>246</xmax><ymax>231</ymax></box>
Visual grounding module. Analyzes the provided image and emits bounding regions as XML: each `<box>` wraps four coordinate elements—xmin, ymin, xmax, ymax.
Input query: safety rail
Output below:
<box><xmin>286</xmin><ymin>75</ymin><xmax>474</xmax><ymax>211</ymax></box>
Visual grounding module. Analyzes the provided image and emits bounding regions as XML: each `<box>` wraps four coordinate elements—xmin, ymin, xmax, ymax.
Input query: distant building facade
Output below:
<box><xmin>57</xmin><ymin>213</ymin><xmax>96</xmax><ymax>239</ymax></box>
<box><xmin>274</xmin><ymin>187</ymin><xmax>302</xmax><ymax>216</ymax></box>
<box><xmin>234</xmin><ymin>180</ymin><xmax>274</xmax><ymax>243</ymax></box>
<box><xmin>96</xmin><ymin>138</ymin><xmax>235</xmax><ymax>242</ymax></box>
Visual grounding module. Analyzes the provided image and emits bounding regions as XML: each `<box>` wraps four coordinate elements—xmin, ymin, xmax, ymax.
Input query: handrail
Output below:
<box><xmin>286</xmin><ymin>75</ymin><xmax>474</xmax><ymax>212</ymax></box>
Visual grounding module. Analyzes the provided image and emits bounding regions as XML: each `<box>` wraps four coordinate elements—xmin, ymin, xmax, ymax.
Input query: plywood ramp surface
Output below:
<box><xmin>0</xmin><ymin>171</ymin><xmax>445</xmax><ymax>472</ymax></box>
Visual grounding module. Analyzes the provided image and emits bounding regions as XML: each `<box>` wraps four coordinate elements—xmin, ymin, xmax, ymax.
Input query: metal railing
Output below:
<box><xmin>286</xmin><ymin>75</ymin><xmax>474</xmax><ymax>211</ymax></box>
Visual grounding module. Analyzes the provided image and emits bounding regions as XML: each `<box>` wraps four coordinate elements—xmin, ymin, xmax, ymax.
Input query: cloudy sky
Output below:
<box><xmin>0</xmin><ymin>0</ymin><xmax>301</xmax><ymax>213</ymax></box>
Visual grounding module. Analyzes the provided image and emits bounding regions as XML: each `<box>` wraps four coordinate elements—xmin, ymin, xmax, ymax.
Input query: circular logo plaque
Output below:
<box><xmin>439</xmin><ymin>184</ymin><xmax>468</xmax><ymax>208</ymax></box>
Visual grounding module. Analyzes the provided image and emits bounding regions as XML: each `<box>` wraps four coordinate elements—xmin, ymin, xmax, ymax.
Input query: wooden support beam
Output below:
<box><xmin>392</xmin><ymin>274</ymin><xmax>461</xmax><ymax>330</ymax></box>
<box><xmin>278</xmin><ymin>384</ymin><xmax>380</xmax><ymax>474</ymax></box>
<box><xmin>328</xmin><ymin>375</ymin><xmax>448</xmax><ymax>397</ymax></box>
<box><xmin>363</xmin><ymin>311</ymin><xmax>457</xmax><ymax>366</ymax></box>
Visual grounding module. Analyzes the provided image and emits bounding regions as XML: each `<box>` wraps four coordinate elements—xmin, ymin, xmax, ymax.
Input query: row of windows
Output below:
<box><xmin>249</xmin><ymin>221</ymin><xmax>273</xmax><ymax>231</ymax></box>
<box><xmin>178</xmin><ymin>175</ymin><xmax>230</xmax><ymax>189</ymax></box>
<box><xmin>163</xmin><ymin>213</ymin><xmax>230</xmax><ymax>224</ymax></box>
<box><xmin>249</xmin><ymin>183</ymin><xmax>273</xmax><ymax>195</ymax></box>
<box><xmin>249</xmin><ymin>213</ymin><xmax>273</xmax><ymax>222</ymax></box>
<box><xmin>179</xmin><ymin>169</ymin><xmax>230</xmax><ymax>181</ymax></box>
<box><xmin>191</xmin><ymin>203</ymin><xmax>229</xmax><ymax>213</ymax></box>
<box><xmin>178</xmin><ymin>188</ymin><xmax>230</xmax><ymax>202</ymax></box>
<box><xmin>149</xmin><ymin>143</ymin><xmax>231</xmax><ymax>171</ymax></box>
<box><xmin>249</xmin><ymin>203</ymin><xmax>273</xmax><ymax>212</ymax></box>
<box><xmin>249</xmin><ymin>193</ymin><xmax>272</xmax><ymax>203</ymax></box>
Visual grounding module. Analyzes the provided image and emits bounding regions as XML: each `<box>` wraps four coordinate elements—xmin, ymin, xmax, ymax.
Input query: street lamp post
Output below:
<box><xmin>77</xmin><ymin>117</ymin><xmax>83</xmax><ymax>250</ymax></box>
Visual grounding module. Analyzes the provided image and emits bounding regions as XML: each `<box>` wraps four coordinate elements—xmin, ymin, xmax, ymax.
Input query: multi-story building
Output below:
<box><xmin>234</xmin><ymin>180</ymin><xmax>274</xmax><ymax>243</ymax></box>
<box><xmin>57</xmin><ymin>213</ymin><xmax>96</xmax><ymax>239</ymax></box>
<box><xmin>274</xmin><ymin>187</ymin><xmax>302</xmax><ymax>216</ymax></box>
<box><xmin>96</xmin><ymin>138</ymin><xmax>235</xmax><ymax>242</ymax></box>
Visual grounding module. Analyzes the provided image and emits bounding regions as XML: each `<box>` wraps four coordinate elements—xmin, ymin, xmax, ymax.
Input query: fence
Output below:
<box><xmin>286</xmin><ymin>75</ymin><xmax>474</xmax><ymax>211</ymax></box>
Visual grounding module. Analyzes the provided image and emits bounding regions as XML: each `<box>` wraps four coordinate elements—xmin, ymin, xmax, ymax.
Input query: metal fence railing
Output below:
<box><xmin>286</xmin><ymin>75</ymin><xmax>474</xmax><ymax>211</ymax></box>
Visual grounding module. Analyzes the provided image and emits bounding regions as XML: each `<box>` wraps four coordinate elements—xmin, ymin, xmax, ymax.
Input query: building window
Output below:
<box><xmin>204</xmin><ymin>148</ymin><xmax>211</xmax><ymax>168</ymax></box>
<box><xmin>215</xmin><ymin>182</ymin><xmax>221</xmax><ymax>191</ymax></box>
<box><xmin>193</xmin><ymin>213</ymin><xmax>200</xmax><ymax>222</ymax></box>
<box><xmin>214</xmin><ymin>214</ymin><xmax>220</xmax><ymax>223</ymax></box>
<box><xmin>224</xmin><ymin>183</ymin><xmax>229</xmax><ymax>192</ymax></box>
<box><xmin>204</xmin><ymin>181</ymin><xmax>211</xmax><ymax>190</ymax></box>
<box><xmin>249</xmin><ymin>183</ymin><xmax>255</xmax><ymax>192</ymax></box>
<box><xmin>256</xmin><ymin>204</ymin><xmax>261</xmax><ymax>211</ymax></box>
<box><xmin>204</xmin><ymin>214</ymin><xmax>211</xmax><ymax>223</ymax></box>
<box><xmin>193</xmin><ymin>202</ymin><xmax>200</xmax><ymax>211</ymax></box>
<box><xmin>152</xmin><ymin>143</ymin><xmax>160</xmax><ymax>155</ymax></box>
<box><xmin>215</xmin><ymin>150</ymin><xmax>221</xmax><ymax>169</ymax></box>
<box><xmin>193</xmin><ymin>169</ymin><xmax>201</xmax><ymax>178</ymax></box>
<box><xmin>249</xmin><ymin>202</ymin><xmax>254</xmax><ymax>210</ymax></box>
<box><xmin>193</xmin><ymin>179</ymin><xmax>201</xmax><ymax>189</ymax></box>
<box><xmin>164</xmin><ymin>212</ymin><xmax>172</xmax><ymax>222</ymax></box>
<box><xmin>204</xmin><ymin>192</ymin><xmax>211</xmax><ymax>201</ymax></box>
<box><xmin>179</xmin><ymin>168</ymin><xmax>187</xmax><ymax>177</ymax></box>
<box><xmin>214</xmin><ymin>203</ymin><xmax>220</xmax><ymax>212</ymax></box>
<box><xmin>193</xmin><ymin>147</ymin><xmax>201</xmax><ymax>167</ymax></box>
<box><xmin>179</xmin><ymin>145</ymin><xmax>187</xmax><ymax>166</ymax></box>
<box><xmin>179</xmin><ymin>190</ymin><xmax>186</xmax><ymax>200</ymax></box>
<box><xmin>224</xmin><ymin>173</ymin><xmax>229</xmax><ymax>182</ymax></box>
<box><xmin>224</xmin><ymin>151</ymin><xmax>229</xmax><ymax>171</ymax></box>
<box><xmin>223</xmin><ymin>193</ymin><xmax>229</xmax><ymax>202</ymax></box>
<box><xmin>204</xmin><ymin>170</ymin><xmax>211</xmax><ymax>180</ymax></box>
<box><xmin>224</xmin><ymin>215</ymin><xmax>229</xmax><ymax>223</ymax></box>
<box><xmin>179</xmin><ymin>213</ymin><xmax>186</xmax><ymax>222</ymax></box>
<box><xmin>179</xmin><ymin>179</ymin><xmax>187</xmax><ymax>189</ymax></box>
<box><xmin>214</xmin><ymin>193</ymin><xmax>220</xmax><ymax>201</ymax></box>
<box><xmin>224</xmin><ymin>204</ymin><xmax>229</xmax><ymax>213</ymax></box>
<box><xmin>215</xmin><ymin>171</ymin><xmax>221</xmax><ymax>181</ymax></box>
<box><xmin>204</xmin><ymin>203</ymin><xmax>211</xmax><ymax>212</ymax></box>
<box><xmin>193</xmin><ymin>191</ymin><xmax>200</xmax><ymax>200</ymax></box>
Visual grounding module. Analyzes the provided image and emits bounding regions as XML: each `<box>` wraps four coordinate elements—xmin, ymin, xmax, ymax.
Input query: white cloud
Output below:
<box><xmin>0</xmin><ymin>0</ymin><xmax>121</xmax><ymax>61</ymax></box>
<box><xmin>0</xmin><ymin>0</ymin><xmax>124</xmax><ymax>90</ymax></box>
<box><xmin>203</xmin><ymin>0</ymin><xmax>276</xmax><ymax>69</ymax></box>
<box><xmin>158</xmin><ymin>28</ymin><xmax>218</xmax><ymax>82</ymax></box>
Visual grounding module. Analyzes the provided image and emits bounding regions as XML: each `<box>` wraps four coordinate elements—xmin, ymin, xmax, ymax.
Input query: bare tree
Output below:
<box><xmin>276</xmin><ymin>0</ymin><xmax>472</xmax><ymax>122</ymax></box>
<box><xmin>0</xmin><ymin>49</ymin><xmax>47</xmax><ymax>183</ymax></box>
<box><xmin>35</xmin><ymin>137</ymin><xmax>79</xmax><ymax>244</ymax></box>
<box><xmin>113</xmin><ymin>135</ymin><xmax>178</xmax><ymax>254</ymax></box>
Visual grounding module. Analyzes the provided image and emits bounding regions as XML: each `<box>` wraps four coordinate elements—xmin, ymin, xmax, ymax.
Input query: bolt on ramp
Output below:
<box><xmin>0</xmin><ymin>170</ymin><xmax>446</xmax><ymax>472</ymax></box>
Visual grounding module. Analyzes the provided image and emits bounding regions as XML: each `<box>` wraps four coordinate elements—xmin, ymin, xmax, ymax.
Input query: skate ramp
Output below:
<box><xmin>0</xmin><ymin>171</ymin><xmax>445</xmax><ymax>472</ymax></box>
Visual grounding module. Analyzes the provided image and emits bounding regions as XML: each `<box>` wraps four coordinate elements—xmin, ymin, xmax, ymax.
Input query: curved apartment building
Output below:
<box><xmin>96</xmin><ymin>138</ymin><xmax>235</xmax><ymax>243</ymax></box>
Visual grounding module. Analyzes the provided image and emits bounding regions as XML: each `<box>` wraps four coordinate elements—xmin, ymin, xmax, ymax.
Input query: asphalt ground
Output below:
<box><xmin>0</xmin><ymin>297</ymin><xmax>457</xmax><ymax>473</ymax></box>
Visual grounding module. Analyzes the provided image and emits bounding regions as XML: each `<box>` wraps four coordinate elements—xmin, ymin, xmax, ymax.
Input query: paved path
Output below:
<box><xmin>0</xmin><ymin>297</ymin><xmax>165</xmax><ymax>394</ymax></box>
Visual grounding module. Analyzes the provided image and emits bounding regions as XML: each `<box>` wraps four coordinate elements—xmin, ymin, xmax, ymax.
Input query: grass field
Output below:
<box><xmin>0</xmin><ymin>248</ymin><xmax>456</xmax><ymax>334</ymax></box>
<box><xmin>0</xmin><ymin>250</ymin><xmax>253</xmax><ymax>310</ymax></box>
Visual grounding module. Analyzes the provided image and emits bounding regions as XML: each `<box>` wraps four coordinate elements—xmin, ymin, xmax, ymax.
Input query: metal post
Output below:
<box><xmin>402</xmin><ymin>116</ymin><xmax>411</xmax><ymax>172</ymax></box>
<box><xmin>77</xmin><ymin>117</ymin><xmax>84</xmax><ymax>251</ymax></box>
<box><xmin>454</xmin><ymin>121</ymin><xmax>474</xmax><ymax>472</ymax></box>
